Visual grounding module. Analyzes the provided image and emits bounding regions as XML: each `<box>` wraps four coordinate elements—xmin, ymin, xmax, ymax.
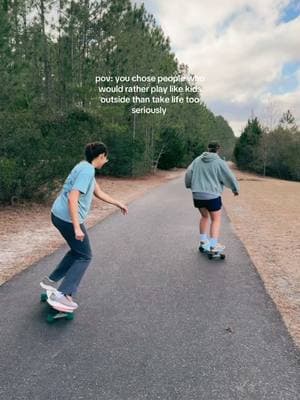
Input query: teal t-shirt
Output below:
<box><xmin>51</xmin><ymin>161</ymin><xmax>96</xmax><ymax>224</ymax></box>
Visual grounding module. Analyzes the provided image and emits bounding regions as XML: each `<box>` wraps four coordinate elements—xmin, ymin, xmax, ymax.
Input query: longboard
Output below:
<box><xmin>207</xmin><ymin>250</ymin><xmax>226</xmax><ymax>260</ymax></box>
<box><xmin>199</xmin><ymin>244</ymin><xmax>226</xmax><ymax>260</ymax></box>
<box><xmin>40</xmin><ymin>289</ymin><xmax>74</xmax><ymax>323</ymax></box>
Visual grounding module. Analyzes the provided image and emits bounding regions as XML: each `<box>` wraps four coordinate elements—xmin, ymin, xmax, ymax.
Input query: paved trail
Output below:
<box><xmin>0</xmin><ymin>178</ymin><xmax>299</xmax><ymax>400</ymax></box>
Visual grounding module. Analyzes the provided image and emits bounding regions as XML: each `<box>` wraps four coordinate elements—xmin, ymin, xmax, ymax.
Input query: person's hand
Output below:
<box><xmin>233</xmin><ymin>191</ymin><xmax>239</xmax><ymax>196</ymax></box>
<box><xmin>118</xmin><ymin>202</ymin><xmax>128</xmax><ymax>215</ymax></box>
<box><xmin>75</xmin><ymin>226</ymin><xmax>85</xmax><ymax>241</ymax></box>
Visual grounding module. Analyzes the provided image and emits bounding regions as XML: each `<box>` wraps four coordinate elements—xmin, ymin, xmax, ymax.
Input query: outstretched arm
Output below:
<box><xmin>93</xmin><ymin>181</ymin><xmax>128</xmax><ymax>214</ymax></box>
<box><xmin>219</xmin><ymin>162</ymin><xmax>239</xmax><ymax>194</ymax></box>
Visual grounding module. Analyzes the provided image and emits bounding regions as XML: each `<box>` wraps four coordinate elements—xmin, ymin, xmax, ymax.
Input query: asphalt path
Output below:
<box><xmin>0</xmin><ymin>177</ymin><xmax>299</xmax><ymax>400</ymax></box>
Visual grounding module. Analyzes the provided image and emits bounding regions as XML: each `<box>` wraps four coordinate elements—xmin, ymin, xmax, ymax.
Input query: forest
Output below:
<box><xmin>234</xmin><ymin>110</ymin><xmax>300</xmax><ymax>181</ymax></box>
<box><xmin>0</xmin><ymin>0</ymin><xmax>236</xmax><ymax>203</ymax></box>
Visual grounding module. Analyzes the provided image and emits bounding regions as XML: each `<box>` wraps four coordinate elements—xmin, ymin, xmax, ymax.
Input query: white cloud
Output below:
<box><xmin>228</xmin><ymin>120</ymin><xmax>248</xmax><ymax>137</ymax></box>
<box><xmin>260</xmin><ymin>89</ymin><xmax>300</xmax><ymax>125</ymax></box>
<box><xmin>136</xmin><ymin>0</ymin><xmax>300</xmax><ymax>134</ymax></box>
<box><xmin>185</xmin><ymin>16</ymin><xmax>300</xmax><ymax>100</ymax></box>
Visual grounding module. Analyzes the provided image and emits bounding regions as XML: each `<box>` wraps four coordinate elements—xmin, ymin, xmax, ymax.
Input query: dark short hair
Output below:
<box><xmin>208</xmin><ymin>141</ymin><xmax>220</xmax><ymax>153</ymax></box>
<box><xmin>85</xmin><ymin>142</ymin><xmax>108</xmax><ymax>163</ymax></box>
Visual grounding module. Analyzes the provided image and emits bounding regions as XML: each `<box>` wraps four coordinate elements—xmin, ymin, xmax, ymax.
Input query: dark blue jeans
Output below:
<box><xmin>49</xmin><ymin>213</ymin><xmax>92</xmax><ymax>295</ymax></box>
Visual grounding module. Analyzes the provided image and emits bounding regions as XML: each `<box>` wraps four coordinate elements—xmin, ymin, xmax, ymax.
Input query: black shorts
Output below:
<box><xmin>193</xmin><ymin>196</ymin><xmax>222</xmax><ymax>212</ymax></box>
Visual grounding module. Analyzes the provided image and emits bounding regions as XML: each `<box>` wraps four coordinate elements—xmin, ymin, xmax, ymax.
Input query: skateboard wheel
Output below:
<box><xmin>46</xmin><ymin>314</ymin><xmax>55</xmax><ymax>323</ymax></box>
<box><xmin>220</xmin><ymin>254</ymin><xmax>226</xmax><ymax>260</ymax></box>
<box><xmin>66</xmin><ymin>313</ymin><xmax>74</xmax><ymax>321</ymax></box>
<box><xmin>199</xmin><ymin>247</ymin><xmax>204</xmax><ymax>253</ymax></box>
<box><xmin>208</xmin><ymin>253</ymin><xmax>213</xmax><ymax>260</ymax></box>
<box><xmin>40</xmin><ymin>293</ymin><xmax>48</xmax><ymax>302</ymax></box>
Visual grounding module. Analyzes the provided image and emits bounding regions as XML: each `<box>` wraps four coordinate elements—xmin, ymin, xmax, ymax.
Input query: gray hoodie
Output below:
<box><xmin>185</xmin><ymin>152</ymin><xmax>239</xmax><ymax>195</ymax></box>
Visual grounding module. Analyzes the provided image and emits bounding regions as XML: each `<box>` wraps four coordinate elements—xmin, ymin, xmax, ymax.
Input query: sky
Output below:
<box><xmin>133</xmin><ymin>0</ymin><xmax>300</xmax><ymax>135</ymax></box>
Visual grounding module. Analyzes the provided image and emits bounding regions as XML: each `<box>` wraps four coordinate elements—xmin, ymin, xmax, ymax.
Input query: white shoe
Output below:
<box><xmin>199</xmin><ymin>239</ymin><xmax>210</xmax><ymax>252</ymax></box>
<box><xmin>48</xmin><ymin>292</ymin><xmax>78</xmax><ymax>310</ymax></box>
<box><xmin>40</xmin><ymin>276</ymin><xmax>58</xmax><ymax>292</ymax></box>
<box><xmin>210</xmin><ymin>243</ymin><xmax>225</xmax><ymax>253</ymax></box>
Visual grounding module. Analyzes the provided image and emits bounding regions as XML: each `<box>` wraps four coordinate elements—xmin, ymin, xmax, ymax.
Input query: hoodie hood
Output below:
<box><xmin>199</xmin><ymin>152</ymin><xmax>220</xmax><ymax>163</ymax></box>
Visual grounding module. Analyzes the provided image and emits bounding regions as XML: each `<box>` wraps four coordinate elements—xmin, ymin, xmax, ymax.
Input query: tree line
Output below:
<box><xmin>0</xmin><ymin>0</ymin><xmax>236</xmax><ymax>203</ymax></box>
<box><xmin>234</xmin><ymin>110</ymin><xmax>300</xmax><ymax>181</ymax></box>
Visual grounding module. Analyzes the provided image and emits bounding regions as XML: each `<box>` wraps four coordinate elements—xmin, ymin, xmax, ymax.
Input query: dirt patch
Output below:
<box><xmin>0</xmin><ymin>169</ymin><xmax>184</xmax><ymax>286</ymax></box>
<box><xmin>223</xmin><ymin>166</ymin><xmax>300</xmax><ymax>347</ymax></box>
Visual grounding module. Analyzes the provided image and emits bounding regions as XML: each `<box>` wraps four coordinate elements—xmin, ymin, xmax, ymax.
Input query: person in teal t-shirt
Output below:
<box><xmin>185</xmin><ymin>141</ymin><xmax>239</xmax><ymax>254</ymax></box>
<box><xmin>40</xmin><ymin>142</ymin><xmax>128</xmax><ymax>311</ymax></box>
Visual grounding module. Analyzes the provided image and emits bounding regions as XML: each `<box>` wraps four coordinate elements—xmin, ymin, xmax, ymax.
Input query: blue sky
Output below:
<box><xmin>267</xmin><ymin>61</ymin><xmax>300</xmax><ymax>95</ymax></box>
<box><xmin>133</xmin><ymin>0</ymin><xmax>300</xmax><ymax>135</ymax></box>
<box><xmin>279</xmin><ymin>0</ymin><xmax>300</xmax><ymax>22</ymax></box>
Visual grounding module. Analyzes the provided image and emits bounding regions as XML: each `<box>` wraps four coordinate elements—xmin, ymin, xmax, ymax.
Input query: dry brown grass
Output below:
<box><xmin>223</xmin><ymin>166</ymin><xmax>300</xmax><ymax>346</ymax></box>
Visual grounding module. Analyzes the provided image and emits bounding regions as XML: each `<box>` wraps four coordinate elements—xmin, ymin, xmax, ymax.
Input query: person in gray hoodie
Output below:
<box><xmin>185</xmin><ymin>141</ymin><xmax>239</xmax><ymax>253</ymax></box>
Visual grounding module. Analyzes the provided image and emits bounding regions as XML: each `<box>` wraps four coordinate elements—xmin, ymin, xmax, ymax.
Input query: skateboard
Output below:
<box><xmin>40</xmin><ymin>288</ymin><xmax>74</xmax><ymax>323</ymax></box>
<box><xmin>199</xmin><ymin>243</ymin><xmax>226</xmax><ymax>260</ymax></box>
<box><xmin>207</xmin><ymin>249</ymin><xmax>226</xmax><ymax>260</ymax></box>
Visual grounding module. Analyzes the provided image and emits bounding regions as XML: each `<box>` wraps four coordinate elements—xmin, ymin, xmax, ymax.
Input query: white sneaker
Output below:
<box><xmin>40</xmin><ymin>276</ymin><xmax>58</xmax><ymax>292</ymax></box>
<box><xmin>48</xmin><ymin>292</ymin><xmax>78</xmax><ymax>310</ymax></box>
<box><xmin>210</xmin><ymin>243</ymin><xmax>225</xmax><ymax>253</ymax></box>
<box><xmin>199</xmin><ymin>239</ymin><xmax>210</xmax><ymax>252</ymax></box>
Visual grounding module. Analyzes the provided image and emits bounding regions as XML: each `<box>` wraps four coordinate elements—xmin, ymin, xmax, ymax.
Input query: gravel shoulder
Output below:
<box><xmin>223</xmin><ymin>165</ymin><xmax>300</xmax><ymax>346</ymax></box>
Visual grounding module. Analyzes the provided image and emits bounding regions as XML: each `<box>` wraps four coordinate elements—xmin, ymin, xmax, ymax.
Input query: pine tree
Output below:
<box><xmin>279</xmin><ymin>110</ymin><xmax>297</xmax><ymax>132</ymax></box>
<box><xmin>234</xmin><ymin>117</ymin><xmax>263</xmax><ymax>171</ymax></box>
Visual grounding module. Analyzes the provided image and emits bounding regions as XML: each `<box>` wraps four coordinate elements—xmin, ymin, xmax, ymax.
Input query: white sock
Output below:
<box><xmin>200</xmin><ymin>234</ymin><xmax>208</xmax><ymax>242</ymax></box>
